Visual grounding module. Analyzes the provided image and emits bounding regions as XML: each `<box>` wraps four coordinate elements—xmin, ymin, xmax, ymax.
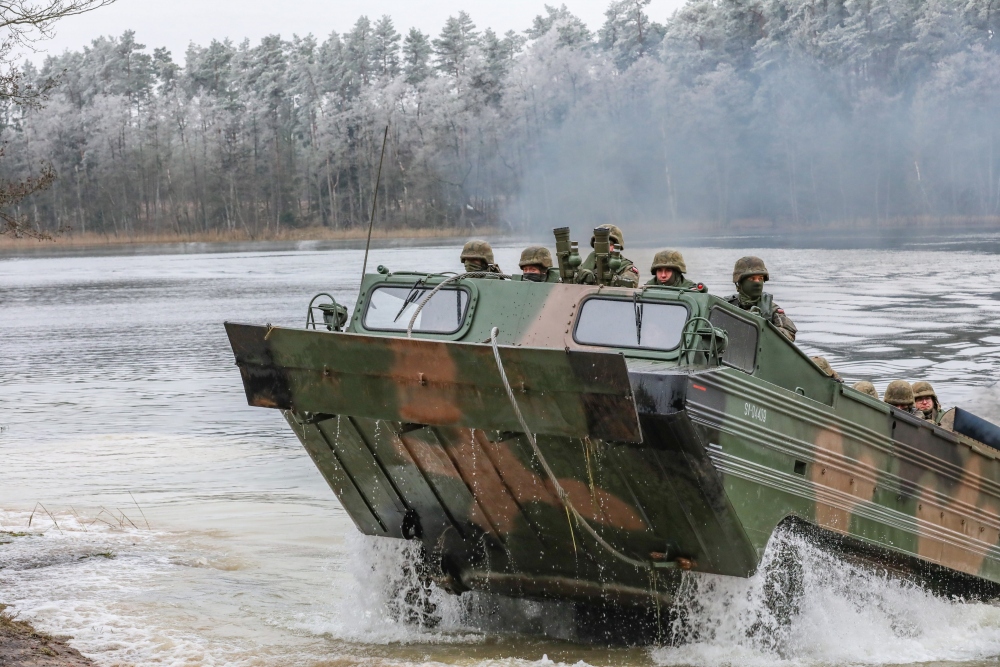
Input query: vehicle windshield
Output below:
<box><xmin>363</xmin><ymin>284</ymin><xmax>470</xmax><ymax>333</ymax></box>
<box><xmin>575</xmin><ymin>298</ymin><xmax>688</xmax><ymax>350</ymax></box>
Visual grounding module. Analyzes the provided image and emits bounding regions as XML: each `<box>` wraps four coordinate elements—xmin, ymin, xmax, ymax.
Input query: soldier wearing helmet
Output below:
<box><xmin>519</xmin><ymin>246</ymin><xmax>555</xmax><ymax>283</ymax></box>
<box><xmin>576</xmin><ymin>224</ymin><xmax>639</xmax><ymax>288</ymax></box>
<box><xmin>912</xmin><ymin>381</ymin><xmax>942</xmax><ymax>422</ymax></box>
<box><xmin>646</xmin><ymin>249</ymin><xmax>706</xmax><ymax>292</ymax></box>
<box><xmin>726</xmin><ymin>256</ymin><xmax>797</xmax><ymax>342</ymax></box>
<box><xmin>810</xmin><ymin>356</ymin><xmax>842</xmax><ymax>382</ymax></box>
<box><xmin>884</xmin><ymin>380</ymin><xmax>923</xmax><ymax>417</ymax></box>
<box><xmin>853</xmin><ymin>381</ymin><xmax>879</xmax><ymax>400</ymax></box>
<box><xmin>460</xmin><ymin>240</ymin><xmax>502</xmax><ymax>275</ymax></box>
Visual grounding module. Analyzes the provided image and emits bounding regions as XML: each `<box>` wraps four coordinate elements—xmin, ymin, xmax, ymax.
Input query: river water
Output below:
<box><xmin>2</xmin><ymin>235</ymin><xmax>1000</xmax><ymax>667</ymax></box>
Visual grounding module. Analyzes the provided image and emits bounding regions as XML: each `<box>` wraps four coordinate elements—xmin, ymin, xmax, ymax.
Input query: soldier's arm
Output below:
<box><xmin>611</xmin><ymin>264</ymin><xmax>640</xmax><ymax>288</ymax></box>
<box><xmin>771</xmin><ymin>305</ymin><xmax>797</xmax><ymax>342</ymax></box>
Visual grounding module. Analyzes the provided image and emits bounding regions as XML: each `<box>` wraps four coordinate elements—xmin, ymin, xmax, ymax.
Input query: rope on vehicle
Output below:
<box><xmin>488</xmin><ymin>326</ymin><xmax>653</xmax><ymax>572</ymax></box>
<box><xmin>406</xmin><ymin>272</ymin><xmax>511</xmax><ymax>337</ymax></box>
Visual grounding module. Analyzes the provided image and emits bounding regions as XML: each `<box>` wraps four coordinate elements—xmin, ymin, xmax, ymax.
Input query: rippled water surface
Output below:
<box><xmin>3</xmin><ymin>237</ymin><xmax>1000</xmax><ymax>667</ymax></box>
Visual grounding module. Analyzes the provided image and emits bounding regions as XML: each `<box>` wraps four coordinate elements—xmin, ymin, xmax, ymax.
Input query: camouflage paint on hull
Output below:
<box><xmin>226</xmin><ymin>273</ymin><xmax>1000</xmax><ymax>608</ymax></box>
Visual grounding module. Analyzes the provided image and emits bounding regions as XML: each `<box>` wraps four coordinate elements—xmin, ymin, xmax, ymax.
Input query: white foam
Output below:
<box><xmin>654</xmin><ymin>529</ymin><xmax>1000</xmax><ymax>666</ymax></box>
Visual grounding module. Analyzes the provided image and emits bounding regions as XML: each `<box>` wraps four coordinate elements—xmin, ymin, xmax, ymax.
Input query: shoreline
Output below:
<box><xmin>0</xmin><ymin>225</ymin><xmax>504</xmax><ymax>251</ymax></box>
<box><xmin>0</xmin><ymin>605</ymin><xmax>94</xmax><ymax>666</ymax></box>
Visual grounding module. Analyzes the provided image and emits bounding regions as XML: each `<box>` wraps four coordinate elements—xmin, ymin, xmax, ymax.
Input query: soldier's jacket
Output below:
<box><xmin>726</xmin><ymin>292</ymin><xmax>797</xmax><ymax>342</ymax></box>
<box><xmin>579</xmin><ymin>252</ymin><xmax>640</xmax><ymax>288</ymax></box>
<box><xmin>645</xmin><ymin>277</ymin><xmax>707</xmax><ymax>292</ymax></box>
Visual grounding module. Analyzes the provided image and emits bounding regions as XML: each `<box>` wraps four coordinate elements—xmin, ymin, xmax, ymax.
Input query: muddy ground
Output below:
<box><xmin>0</xmin><ymin>606</ymin><xmax>94</xmax><ymax>667</ymax></box>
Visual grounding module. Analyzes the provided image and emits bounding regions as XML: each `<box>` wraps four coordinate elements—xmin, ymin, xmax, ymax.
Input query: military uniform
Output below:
<box><xmin>884</xmin><ymin>380</ymin><xmax>923</xmax><ymax>417</ymax></box>
<box><xmin>460</xmin><ymin>240</ymin><xmax>502</xmax><ymax>275</ymax></box>
<box><xmin>726</xmin><ymin>256</ymin><xmax>797</xmax><ymax>342</ymax></box>
<box><xmin>645</xmin><ymin>249</ymin><xmax>707</xmax><ymax>291</ymax></box>
<box><xmin>576</xmin><ymin>224</ymin><xmax>640</xmax><ymax>288</ymax></box>
<box><xmin>912</xmin><ymin>381</ymin><xmax>942</xmax><ymax>423</ymax></box>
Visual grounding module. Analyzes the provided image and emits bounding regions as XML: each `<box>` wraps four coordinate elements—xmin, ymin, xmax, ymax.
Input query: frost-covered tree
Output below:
<box><xmin>4</xmin><ymin>0</ymin><xmax>1000</xmax><ymax>238</ymax></box>
<box><xmin>433</xmin><ymin>11</ymin><xmax>479</xmax><ymax>77</ymax></box>
<box><xmin>372</xmin><ymin>15</ymin><xmax>401</xmax><ymax>78</ymax></box>
<box><xmin>402</xmin><ymin>28</ymin><xmax>432</xmax><ymax>84</ymax></box>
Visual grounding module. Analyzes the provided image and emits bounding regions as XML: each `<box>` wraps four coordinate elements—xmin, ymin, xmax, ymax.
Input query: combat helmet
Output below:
<box><xmin>460</xmin><ymin>240</ymin><xmax>495</xmax><ymax>265</ymax></box>
<box><xmin>519</xmin><ymin>246</ymin><xmax>553</xmax><ymax>269</ymax></box>
<box><xmin>732</xmin><ymin>256</ymin><xmax>769</xmax><ymax>284</ymax></box>
<box><xmin>884</xmin><ymin>380</ymin><xmax>915</xmax><ymax>407</ymax></box>
<box><xmin>810</xmin><ymin>356</ymin><xmax>842</xmax><ymax>382</ymax></box>
<box><xmin>590</xmin><ymin>224</ymin><xmax>625</xmax><ymax>249</ymax></box>
<box><xmin>650</xmin><ymin>249</ymin><xmax>687</xmax><ymax>275</ymax></box>
<box><xmin>853</xmin><ymin>381</ymin><xmax>879</xmax><ymax>399</ymax></box>
<box><xmin>912</xmin><ymin>381</ymin><xmax>940</xmax><ymax>408</ymax></box>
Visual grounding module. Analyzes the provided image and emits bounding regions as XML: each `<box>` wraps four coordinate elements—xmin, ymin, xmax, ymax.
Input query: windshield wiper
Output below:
<box><xmin>633</xmin><ymin>293</ymin><xmax>643</xmax><ymax>345</ymax></box>
<box><xmin>394</xmin><ymin>279</ymin><xmax>425</xmax><ymax>322</ymax></box>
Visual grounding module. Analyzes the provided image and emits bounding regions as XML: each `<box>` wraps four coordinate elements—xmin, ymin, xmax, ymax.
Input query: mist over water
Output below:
<box><xmin>2</xmin><ymin>238</ymin><xmax>1000</xmax><ymax>666</ymax></box>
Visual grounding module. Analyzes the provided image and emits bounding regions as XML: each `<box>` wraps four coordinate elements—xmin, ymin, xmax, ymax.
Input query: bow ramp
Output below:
<box><xmin>225</xmin><ymin>322</ymin><xmax>642</xmax><ymax>442</ymax></box>
<box><xmin>225</xmin><ymin>322</ymin><xmax>756</xmax><ymax>608</ymax></box>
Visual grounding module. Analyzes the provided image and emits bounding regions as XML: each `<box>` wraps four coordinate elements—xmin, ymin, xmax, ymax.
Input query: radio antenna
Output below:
<box><xmin>361</xmin><ymin>124</ymin><xmax>389</xmax><ymax>281</ymax></box>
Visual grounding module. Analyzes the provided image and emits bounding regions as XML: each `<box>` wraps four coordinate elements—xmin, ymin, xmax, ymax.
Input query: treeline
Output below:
<box><xmin>2</xmin><ymin>0</ymin><xmax>1000</xmax><ymax>237</ymax></box>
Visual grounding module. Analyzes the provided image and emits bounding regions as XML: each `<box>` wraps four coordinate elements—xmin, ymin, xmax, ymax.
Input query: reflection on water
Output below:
<box><xmin>1</xmin><ymin>239</ymin><xmax>1000</xmax><ymax>666</ymax></box>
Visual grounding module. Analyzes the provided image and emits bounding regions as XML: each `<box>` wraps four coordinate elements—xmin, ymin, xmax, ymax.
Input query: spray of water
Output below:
<box><xmin>655</xmin><ymin>528</ymin><xmax>1000</xmax><ymax>666</ymax></box>
<box><xmin>327</xmin><ymin>533</ymin><xmax>578</xmax><ymax>643</ymax></box>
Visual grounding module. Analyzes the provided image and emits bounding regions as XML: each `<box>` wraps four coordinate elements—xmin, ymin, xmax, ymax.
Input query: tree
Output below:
<box><xmin>526</xmin><ymin>4</ymin><xmax>592</xmax><ymax>47</ymax></box>
<box><xmin>599</xmin><ymin>0</ymin><xmax>665</xmax><ymax>70</ymax></box>
<box><xmin>0</xmin><ymin>0</ymin><xmax>116</xmax><ymax>237</ymax></box>
<box><xmin>402</xmin><ymin>28</ymin><xmax>432</xmax><ymax>84</ymax></box>
<box><xmin>433</xmin><ymin>11</ymin><xmax>479</xmax><ymax>77</ymax></box>
<box><xmin>372</xmin><ymin>15</ymin><xmax>400</xmax><ymax>78</ymax></box>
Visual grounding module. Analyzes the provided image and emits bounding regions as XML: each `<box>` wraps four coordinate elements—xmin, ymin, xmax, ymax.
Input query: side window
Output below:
<box><xmin>709</xmin><ymin>307</ymin><xmax>758</xmax><ymax>373</ymax></box>
<box><xmin>363</xmin><ymin>285</ymin><xmax>470</xmax><ymax>334</ymax></box>
<box><xmin>574</xmin><ymin>298</ymin><xmax>688</xmax><ymax>351</ymax></box>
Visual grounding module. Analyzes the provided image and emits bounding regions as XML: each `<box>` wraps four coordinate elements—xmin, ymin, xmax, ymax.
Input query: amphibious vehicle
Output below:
<box><xmin>226</xmin><ymin>227</ymin><xmax>1000</xmax><ymax>627</ymax></box>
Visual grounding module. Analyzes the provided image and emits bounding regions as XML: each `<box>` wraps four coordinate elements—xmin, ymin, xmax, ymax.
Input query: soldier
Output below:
<box><xmin>884</xmin><ymin>380</ymin><xmax>923</xmax><ymax>417</ymax></box>
<box><xmin>519</xmin><ymin>246</ymin><xmax>554</xmax><ymax>283</ymax></box>
<box><xmin>646</xmin><ymin>249</ymin><xmax>706</xmax><ymax>291</ymax></box>
<box><xmin>460</xmin><ymin>240</ymin><xmax>502</xmax><ymax>274</ymax></box>
<box><xmin>726</xmin><ymin>256</ymin><xmax>797</xmax><ymax>342</ymax></box>
<box><xmin>912</xmin><ymin>381</ymin><xmax>942</xmax><ymax>422</ymax></box>
<box><xmin>810</xmin><ymin>356</ymin><xmax>842</xmax><ymax>382</ymax></box>
<box><xmin>577</xmin><ymin>224</ymin><xmax>640</xmax><ymax>288</ymax></box>
<box><xmin>853</xmin><ymin>381</ymin><xmax>879</xmax><ymax>400</ymax></box>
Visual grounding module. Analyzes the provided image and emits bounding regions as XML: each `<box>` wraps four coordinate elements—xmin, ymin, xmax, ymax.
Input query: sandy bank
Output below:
<box><xmin>0</xmin><ymin>605</ymin><xmax>94</xmax><ymax>667</ymax></box>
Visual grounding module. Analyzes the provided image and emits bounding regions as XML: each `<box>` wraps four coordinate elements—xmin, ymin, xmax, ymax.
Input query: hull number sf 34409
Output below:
<box><xmin>744</xmin><ymin>402</ymin><xmax>767</xmax><ymax>424</ymax></box>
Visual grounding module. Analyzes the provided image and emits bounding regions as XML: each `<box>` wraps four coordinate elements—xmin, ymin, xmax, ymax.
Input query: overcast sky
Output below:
<box><xmin>27</xmin><ymin>0</ymin><xmax>686</xmax><ymax>63</ymax></box>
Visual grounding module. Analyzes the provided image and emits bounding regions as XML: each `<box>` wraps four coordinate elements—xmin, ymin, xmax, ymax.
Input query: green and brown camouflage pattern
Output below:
<box><xmin>226</xmin><ymin>269</ymin><xmax>1000</xmax><ymax>609</ymax></box>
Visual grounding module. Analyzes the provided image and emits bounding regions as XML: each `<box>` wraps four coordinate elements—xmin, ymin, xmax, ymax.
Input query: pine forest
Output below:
<box><xmin>3</xmin><ymin>0</ymin><xmax>1000</xmax><ymax>238</ymax></box>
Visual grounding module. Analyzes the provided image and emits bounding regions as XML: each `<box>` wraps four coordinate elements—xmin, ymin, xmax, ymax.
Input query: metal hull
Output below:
<box><xmin>228</xmin><ymin>321</ymin><xmax>1000</xmax><ymax>609</ymax></box>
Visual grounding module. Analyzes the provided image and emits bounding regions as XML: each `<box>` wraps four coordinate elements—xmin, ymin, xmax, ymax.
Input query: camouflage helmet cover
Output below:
<box><xmin>884</xmin><ymin>380</ymin><xmax>915</xmax><ymax>406</ymax></box>
<box><xmin>810</xmin><ymin>356</ymin><xmax>841</xmax><ymax>381</ymax></box>
<box><xmin>519</xmin><ymin>246</ymin><xmax>553</xmax><ymax>269</ymax></box>
<box><xmin>651</xmin><ymin>249</ymin><xmax>687</xmax><ymax>275</ymax></box>
<box><xmin>853</xmin><ymin>381</ymin><xmax>879</xmax><ymax>400</ymax></box>
<box><xmin>911</xmin><ymin>381</ymin><xmax>940</xmax><ymax>407</ymax></box>
<box><xmin>460</xmin><ymin>240</ymin><xmax>495</xmax><ymax>264</ymax></box>
<box><xmin>590</xmin><ymin>224</ymin><xmax>625</xmax><ymax>249</ymax></box>
<box><xmin>732</xmin><ymin>256</ymin><xmax>769</xmax><ymax>284</ymax></box>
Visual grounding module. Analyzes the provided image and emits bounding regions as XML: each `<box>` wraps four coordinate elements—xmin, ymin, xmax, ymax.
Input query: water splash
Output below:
<box><xmin>310</xmin><ymin>532</ymin><xmax>577</xmax><ymax>643</ymax></box>
<box><xmin>655</xmin><ymin>528</ymin><xmax>1000</xmax><ymax>666</ymax></box>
